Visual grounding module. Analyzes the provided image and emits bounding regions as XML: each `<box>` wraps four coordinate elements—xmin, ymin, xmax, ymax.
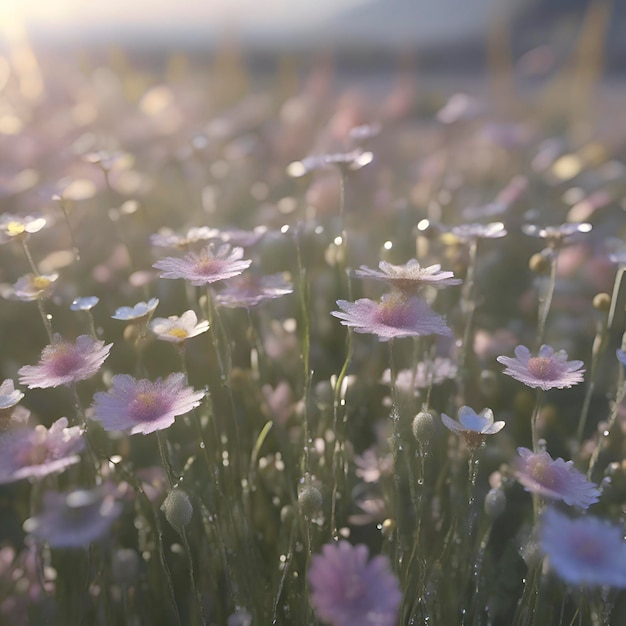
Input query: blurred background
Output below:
<box><xmin>0</xmin><ymin>0</ymin><xmax>624</xmax><ymax>72</ymax></box>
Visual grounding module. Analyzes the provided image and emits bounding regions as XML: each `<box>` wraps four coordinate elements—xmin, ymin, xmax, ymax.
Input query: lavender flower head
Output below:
<box><xmin>308</xmin><ymin>541</ymin><xmax>402</xmax><ymax>626</ymax></box>
<box><xmin>514</xmin><ymin>447</ymin><xmax>600</xmax><ymax>508</ymax></box>
<box><xmin>18</xmin><ymin>335</ymin><xmax>112</xmax><ymax>389</ymax></box>
<box><xmin>0</xmin><ymin>379</ymin><xmax>23</xmax><ymax>410</ymax></box>
<box><xmin>496</xmin><ymin>345</ymin><xmax>584</xmax><ymax>391</ymax></box>
<box><xmin>112</xmin><ymin>298</ymin><xmax>159</xmax><ymax>321</ymax></box>
<box><xmin>332</xmin><ymin>293</ymin><xmax>451</xmax><ymax>341</ymax></box>
<box><xmin>153</xmin><ymin>244</ymin><xmax>251</xmax><ymax>286</ymax></box>
<box><xmin>441</xmin><ymin>406</ymin><xmax>505</xmax><ymax>448</ymax></box>
<box><xmin>23</xmin><ymin>486</ymin><xmax>122</xmax><ymax>548</ymax></box>
<box><xmin>540</xmin><ymin>508</ymin><xmax>626</xmax><ymax>588</ymax></box>
<box><xmin>91</xmin><ymin>373</ymin><xmax>205</xmax><ymax>435</ymax></box>
<box><xmin>355</xmin><ymin>259</ymin><xmax>462</xmax><ymax>294</ymax></box>
<box><xmin>149</xmin><ymin>310</ymin><xmax>209</xmax><ymax>343</ymax></box>
<box><xmin>0</xmin><ymin>417</ymin><xmax>84</xmax><ymax>484</ymax></box>
<box><xmin>216</xmin><ymin>273</ymin><xmax>293</xmax><ymax>308</ymax></box>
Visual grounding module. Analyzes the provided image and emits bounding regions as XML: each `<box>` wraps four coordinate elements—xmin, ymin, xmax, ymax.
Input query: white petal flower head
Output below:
<box><xmin>0</xmin><ymin>213</ymin><xmax>47</xmax><ymax>244</ymax></box>
<box><xmin>0</xmin><ymin>379</ymin><xmax>24</xmax><ymax>410</ymax></box>
<box><xmin>355</xmin><ymin>259</ymin><xmax>461</xmax><ymax>294</ymax></box>
<box><xmin>10</xmin><ymin>273</ymin><xmax>58</xmax><ymax>302</ymax></box>
<box><xmin>441</xmin><ymin>406</ymin><xmax>505</xmax><ymax>448</ymax></box>
<box><xmin>149</xmin><ymin>310</ymin><xmax>209</xmax><ymax>343</ymax></box>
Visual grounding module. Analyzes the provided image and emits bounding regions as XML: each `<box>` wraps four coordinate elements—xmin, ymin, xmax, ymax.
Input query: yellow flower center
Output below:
<box><xmin>167</xmin><ymin>327</ymin><xmax>189</xmax><ymax>339</ymax></box>
<box><xmin>6</xmin><ymin>222</ymin><xmax>25</xmax><ymax>237</ymax></box>
<box><xmin>33</xmin><ymin>276</ymin><xmax>51</xmax><ymax>291</ymax></box>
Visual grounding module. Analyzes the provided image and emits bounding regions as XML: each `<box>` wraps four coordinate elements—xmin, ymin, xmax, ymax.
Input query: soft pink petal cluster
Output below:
<box><xmin>216</xmin><ymin>273</ymin><xmax>293</xmax><ymax>308</ymax></box>
<box><xmin>356</xmin><ymin>259</ymin><xmax>461</xmax><ymax>293</ymax></box>
<box><xmin>514</xmin><ymin>447</ymin><xmax>600</xmax><ymax>508</ymax></box>
<box><xmin>0</xmin><ymin>417</ymin><xmax>84</xmax><ymax>484</ymax></box>
<box><xmin>332</xmin><ymin>294</ymin><xmax>451</xmax><ymax>341</ymax></box>
<box><xmin>91</xmin><ymin>373</ymin><xmax>205</xmax><ymax>435</ymax></box>
<box><xmin>18</xmin><ymin>335</ymin><xmax>112</xmax><ymax>389</ymax></box>
<box><xmin>153</xmin><ymin>244</ymin><xmax>251</xmax><ymax>286</ymax></box>
<box><xmin>23</xmin><ymin>486</ymin><xmax>122</xmax><ymax>548</ymax></box>
<box><xmin>308</xmin><ymin>541</ymin><xmax>402</xmax><ymax>626</ymax></box>
<box><xmin>497</xmin><ymin>345</ymin><xmax>584</xmax><ymax>391</ymax></box>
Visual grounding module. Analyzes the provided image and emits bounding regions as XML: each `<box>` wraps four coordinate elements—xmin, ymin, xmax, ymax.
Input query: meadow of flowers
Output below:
<box><xmin>2</xmin><ymin>30</ymin><xmax>626</xmax><ymax>626</ymax></box>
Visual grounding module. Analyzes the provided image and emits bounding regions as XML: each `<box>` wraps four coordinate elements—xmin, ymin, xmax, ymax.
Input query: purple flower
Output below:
<box><xmin>18</xmin><ymin>335</ymin><xmax>112</xmax><ymax>389</ymax></box>
<box><xmin>441</xmin><ymin>406</ymin><xmax>505</xmax><ymax>448</ymax></box>
<box><xmin>308</xmin><ymin>541</ymin><xmax>402</xmax><ymax>626</ymax></box>
<box><xmin>91</xmin><ymin>373</ymin><xmax>205</xmax><ymax>435</ymax></box>
<box><xmin>332</xmin><ymin>294</ymin><xmax>451</xmax><ymax>341</ymax></box>
<box><xmin>496</xmin><ymin>345</ymin><xmax>584</xmax><ymax>391</ymax></box>
<box><xmin>0</xmin><ymin>417</ymin><xmax>84</xmax><ymax>484</ymax></box>
<box><xmin>355</xmin><ymin>259</ymin><xmax>461</xmax><ymax>293</ymax></box>
<box><xmin>23</xmin><ymin>486</ymin><xmax>122</xmax><ymax>548</ymax></box>
<box><xmin>216</xmin><ymin>273</ymin><xmax>293</xmax><ymax>308</ymax></box>
<box><xmin>153</xmin><ymin>244</ymin><xmax>251</xmax><ymax>286</ymax></box>
<box><xmin>149</xmin><ymin>310</ymin><xmax>209</xmax><ymax>343</ymax></box>
<box><xmin>540</xmin><ymin>508</ymin><xmax>626</xmax><ymax>587</ymax></box>
<box><xmin>514</xmin><ymin>447</ymin><xmax>600</xmax><ymax>508</ymax></box>
<box><xmin>111</xmin><ymin>297</ymin><xmax>159</xmax><ymax>321</ymax></box>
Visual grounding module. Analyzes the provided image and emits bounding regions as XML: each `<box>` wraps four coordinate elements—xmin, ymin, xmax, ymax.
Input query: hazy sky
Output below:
<box><xmin>1</xmin><ymin>0</ymin><xmax>369</xmax><ymax>32</ymax></box>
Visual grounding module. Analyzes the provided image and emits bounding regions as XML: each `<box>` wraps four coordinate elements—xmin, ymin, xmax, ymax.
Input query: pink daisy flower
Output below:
<box><xmin>90</xmin><ymin>373</ymin><xmax>205</xmax><ymax>435</ymax></box>
<box><xmin>355</xmin><ymin>259</ymin><xmax>461</xmax><ymax>293</ymax></box>
<box><xmin>540</xmin><ymin>508</ymin><xmax>626</xmax><ymax>588</ymax></box>
<box><xmin>0</xmin><ymin>417</ymin><xmax>84</xmax><ymax>484</ymax></box>
<box><xmin>309</xmin><ymin>541</ymin><xmax>402</xmax><ymax>626</ymax></box>
<box><xmin>514</xmin><ymin>447</ymin><xmax>600</xmax><ymax>508</ymax></box>
<box><xmin>153</xmin><ymin>244</ymin><xmax>251</xmax><ymax>286</ymax></box>
<box><xmin>496</xmin><ymin>344</ymin><xmax>584</xmax><ymax>391</ymax></box>
<box><xmin>23</xmin><ymin>486</ymin><xmax>122</xmax><ymax>548</ymax></box>
<box><xmin>332</xmin><ymin>293</ymin><xmax>451</xmax><ymax>341</ymax></box>
<box><xmin>18</xmin><ymin>335</ymin><xmax>112</xmax><ymax>389</ymax></box>
<box><xmin>216</xmin><ymin>273</ymin><xmax>293</xmax><ymax>308</ymax></box>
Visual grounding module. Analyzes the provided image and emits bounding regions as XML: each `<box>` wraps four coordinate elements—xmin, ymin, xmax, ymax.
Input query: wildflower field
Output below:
<box><xmin>2</xmin><ymin>11</ymin><xmax>626</xmax><ymax>626</ymax></box>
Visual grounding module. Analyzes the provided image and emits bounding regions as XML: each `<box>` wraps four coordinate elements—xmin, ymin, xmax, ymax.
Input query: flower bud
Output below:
<box><xmin>529</xmin><ymin>252</ymin><xmax>550</xmax><ymax>274</ymax></box>
<box><xmin>592</xmin><ymin>292</ymin><xmax>611</xmax><ymax>312</ymax></box>
<box><xmin>412</xmin><ymin>410</ymin><xmax>434</xmax><ymax>442</ymax></box>
<box><xmin>484</xmin><ymin>488</ymin><xmax>506</xmax><ymax>519</ymax></box>
<box><xmin>381</xmin><ymin>518</ymin><xmax>396</xmax><ymax>540</ymax></box>
<box><xmin>161</xmin><ymin>489</ymin><xmax>193</xmax><ymax>531</ymax></box>
<box><xmin>298</xmin><ymin>486</ymin><xmax>323</xmax><ymax>518</ymax></box>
